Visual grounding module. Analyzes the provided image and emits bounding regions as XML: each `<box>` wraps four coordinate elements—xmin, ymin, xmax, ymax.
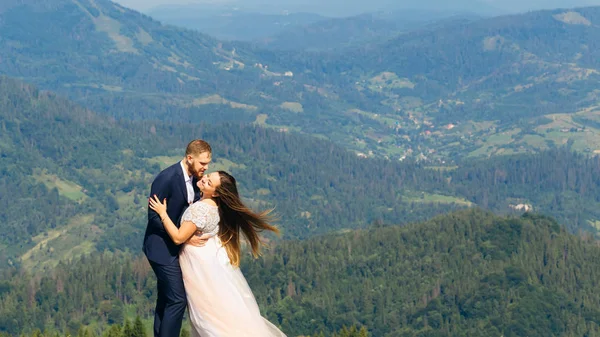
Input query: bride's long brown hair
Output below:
<box><xmin>214</xmin><ymin>171</ymin><xmax>279</xmax><ymax>266</ymax></box>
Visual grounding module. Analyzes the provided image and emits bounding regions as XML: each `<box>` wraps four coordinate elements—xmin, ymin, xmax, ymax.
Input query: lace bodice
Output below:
<box><xmin>181</xmin><ymin>201</ymin><xmax>220</xmax><ymax>236</ymax></box>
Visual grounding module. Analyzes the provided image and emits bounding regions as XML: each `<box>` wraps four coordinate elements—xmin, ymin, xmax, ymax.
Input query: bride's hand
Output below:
<box><xmin>149</xmin><ymin>195</ymin><xmax>168</xmax><ymax>219</ymax></box>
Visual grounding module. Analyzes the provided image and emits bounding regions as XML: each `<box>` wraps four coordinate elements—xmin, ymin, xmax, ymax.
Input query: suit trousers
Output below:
<box><xmin>149</xmin><ymin>258</ymin><xmax>187</xmax><ymax>337</ymax></box>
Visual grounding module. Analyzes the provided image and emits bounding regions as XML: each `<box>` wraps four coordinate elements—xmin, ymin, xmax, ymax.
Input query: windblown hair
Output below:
<box><xmin>185</xmin><ymin>139</ymin><xmax>212</xmax><ymax>156</ymax></box>
<box><xmin>215</xmin><ymin>171</ymin><xmax>279</xmax><ymax>266</ymax></box>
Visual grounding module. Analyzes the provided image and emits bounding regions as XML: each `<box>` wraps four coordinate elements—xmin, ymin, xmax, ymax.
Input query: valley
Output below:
<box><xmin>3</xmin><ymin>0</ymin><xmax>600</xmax><ymax>336</ymax></box>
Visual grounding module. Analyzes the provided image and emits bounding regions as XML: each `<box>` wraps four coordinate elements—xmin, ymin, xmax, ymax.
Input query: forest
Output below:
<box><xmin>4</xmin><ymin>1</ymin><xmax>600</xmax><ymax>336</ymax></box>
<box><xmin>3</xmin><ymin>210</ymin><xmax>600</xmax><ymax>336</ymax></box>
<box><xmin>3</xmin><ymin>75</ymin><xmax>600</xmax><ymax>269</ymax></box>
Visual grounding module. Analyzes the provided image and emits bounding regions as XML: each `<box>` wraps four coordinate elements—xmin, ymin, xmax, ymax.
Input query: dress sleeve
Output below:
<box><xmin>181</xmin><ymin>203</ymin><xmax>210</xmax><ymax>231</ymax></box>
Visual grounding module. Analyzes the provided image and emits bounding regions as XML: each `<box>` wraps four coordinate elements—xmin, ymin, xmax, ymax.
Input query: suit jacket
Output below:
<box><xmin>143</xmin><ymin>162</ymin><xmax>200</xmax><ymax>265</ymax></box>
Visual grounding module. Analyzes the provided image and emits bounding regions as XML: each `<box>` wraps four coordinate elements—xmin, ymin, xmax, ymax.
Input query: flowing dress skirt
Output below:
<box><xmin>179</xmin><ymin>237</ymin><xmax>286</xmax><ymax>337</ymax></box>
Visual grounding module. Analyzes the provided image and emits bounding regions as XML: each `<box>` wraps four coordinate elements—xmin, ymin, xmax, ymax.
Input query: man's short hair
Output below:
<box><xmin>185</xmin><ymin>139</ymin><xmax>212</xmax><ymax>156</ymax></box>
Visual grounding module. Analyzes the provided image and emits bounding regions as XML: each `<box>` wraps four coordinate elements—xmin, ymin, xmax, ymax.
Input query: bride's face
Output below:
<box><xmin>197</xmin><ymin>172</ymin><xmax>221</xmax><ymax>197</ymax></box>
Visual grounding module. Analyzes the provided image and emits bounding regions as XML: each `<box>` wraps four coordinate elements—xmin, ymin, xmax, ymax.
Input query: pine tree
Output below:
<box><xmin>104</xmin><ymin>324</ymin><xmax>122</xmax><ymax>337</ymax></box>
<box><xmin>122</xmin><ymin>320</ymin><xmax>133</xmax><ymax>337</ymax></box>
<box><xmin>76</xmin><ymin>327</ymin><xmax>87</xmax><ymax>337</ymax></box>
<box><xmin>132</xmin><ymin>316</ymin><xmax>146</xmax><ymax>337</ymax></box>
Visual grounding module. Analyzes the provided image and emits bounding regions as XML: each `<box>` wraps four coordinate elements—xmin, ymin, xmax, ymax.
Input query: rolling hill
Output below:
<box><xmin>5</xmin><ymin>210</ymin><xmax>600</xmax><ymax>336</ymax></box>
<box><xmin>262</xmin><ymin>6</ymin><xmax>600</xmax><ymax>158</ymax></box>
<box><xmin>0</xmin><ymin>0</ymin><xmax>408</xmax><ymax>160</ymax></box>
<box><xmin>6</xmin><ymin>1</ymin><xmax>600</xmax><ymax>161</ymax></box>
<box><xmin>5</xmin><ymin>75</ymin><xmax>600</xmax><ymax>273</ymax></box>
<box><xmin>0</xmin><ymin>75</ymin><xmax>465</xmax><ymax>271</ymax></box>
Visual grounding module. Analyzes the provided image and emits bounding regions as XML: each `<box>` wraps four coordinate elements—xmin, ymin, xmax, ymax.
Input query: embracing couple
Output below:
<box><xmin>143</xmin><ymin>140</ymin><xmax>285</xmax><ymax>337</ymax></box>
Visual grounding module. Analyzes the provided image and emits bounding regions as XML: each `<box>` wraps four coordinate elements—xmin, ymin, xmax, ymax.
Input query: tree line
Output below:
<box><xmin>4</xmin><ymin>209</ymin><xmax>600</xmax><ymax>336</ymax></box>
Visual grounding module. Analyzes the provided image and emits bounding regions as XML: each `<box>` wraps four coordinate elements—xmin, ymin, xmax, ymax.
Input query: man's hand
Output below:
<box><xmin>186</xmin><ymin>232</ymin><xmax>211</xmax><ymax>247</ymax></box>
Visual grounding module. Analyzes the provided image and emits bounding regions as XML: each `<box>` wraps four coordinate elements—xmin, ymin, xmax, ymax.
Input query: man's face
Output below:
<box><xmin>186</xmin><ymin>152</ymin><xmax>211</xmax><ymax>178</ymax></box>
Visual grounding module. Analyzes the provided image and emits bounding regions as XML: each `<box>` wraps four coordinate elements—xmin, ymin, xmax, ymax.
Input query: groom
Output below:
<box><xmin>143</xmin><ymin>139</ymin><xmax>212</xmax><ymax>337</ymax></box>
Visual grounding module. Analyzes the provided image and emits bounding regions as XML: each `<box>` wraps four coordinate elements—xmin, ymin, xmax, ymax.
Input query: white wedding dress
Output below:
<box><xmin>178</xmin><ymin>201</ymin><xmax>286</xmax><ymax>337</ymax></box>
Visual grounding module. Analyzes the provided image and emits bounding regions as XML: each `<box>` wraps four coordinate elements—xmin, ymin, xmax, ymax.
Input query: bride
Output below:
<box><xmin>149</xmin><ymin>170</ymin><xmax>286</xmax><ymax>337</ymax></box>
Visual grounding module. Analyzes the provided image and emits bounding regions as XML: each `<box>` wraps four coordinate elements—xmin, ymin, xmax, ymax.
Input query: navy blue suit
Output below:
<box><xmin>143</xmin><ymin>162</ymin><xmax>200</xmax><ymax>337</ymax></box>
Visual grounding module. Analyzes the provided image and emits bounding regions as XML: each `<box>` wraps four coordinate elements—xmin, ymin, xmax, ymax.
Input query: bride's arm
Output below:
<box><xmin>149</xmin><ymin>195</ymin><xmax>196</xmax><ymax>245</ymax></box>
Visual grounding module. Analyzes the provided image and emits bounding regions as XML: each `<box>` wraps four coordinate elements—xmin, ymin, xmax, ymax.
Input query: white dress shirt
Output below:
<box><xmin>180</xmin><ymin>161</ymin><xmax>195</xmax><ymax>204</ymax></box>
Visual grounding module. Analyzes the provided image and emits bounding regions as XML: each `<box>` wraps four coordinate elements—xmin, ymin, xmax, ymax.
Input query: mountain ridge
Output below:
<box><xmin>6</xmin><ymin>0</ymin><xmax>600</xmax><ymax>161</ymax></box>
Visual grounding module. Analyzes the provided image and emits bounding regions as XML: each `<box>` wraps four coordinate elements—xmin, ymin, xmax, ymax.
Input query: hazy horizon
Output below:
<box><xmin>114</xmin><ymin>0</ymin><xmax>600</xmax><ymax>15</ymax></box>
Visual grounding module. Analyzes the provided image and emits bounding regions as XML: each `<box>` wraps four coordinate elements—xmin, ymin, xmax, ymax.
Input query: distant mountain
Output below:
<box><xmin>0</xmin><ymin>0</ymin><xmax>409</xmax><ymax>161</ymax></box>
<box><xmin>6</xmin><ymin>0</ymin><xmax>600</xmax><ymax>162</ymax></box>
<box><xmin>490</xmin><ymin>0</ymin><xmax>600</xmax><ymax>13</ymax></box>
<box><xmin>256</xmin><ymin>11</ymin><xmax>480</xmax><ymax>51</ymax></box>
<box><xmin>147</xmin><ymin>5</ymin><xmax>326</xmax><ymax>41</ymax></box>
<box><xmin>0</xmin><ymin>0</ymin><xmax>270</xmax><ymax>122</ymax></box>
<box><xmin>148</xmin><ymin>0</ymin><xmax>502</xmax><ymax>17</ymax></box>
<box><xmin>260</xmin><ymin>6</ymin><xmax>600</xmax><ymax>158</ymax></box>
<box><xmin>144</xmin><ymin>0</ymin><xmax>600</xmax><ymax>16</ymax></box>
<box><xmin>146</xmin><ymin>3</ymin><xmax>480</xmax><ymax>47</ymax></box>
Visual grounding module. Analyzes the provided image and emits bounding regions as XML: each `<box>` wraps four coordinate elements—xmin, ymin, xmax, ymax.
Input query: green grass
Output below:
<box><xmin>116</xmin><ymin>191</ymin><xmax>136</xmax><ymax>207</ymax></box>
<box><xmin>146</xmin><ymin>155</ymin><xmax>181</xmax><ymax>170</ymax></box>
<box><xmin>425</xmin><ymin>166</ymin><xmax>459</xmax><ymax>171</ymax></box>
<box><xmin>145</xmin><ymin>156</ymin><xmax>247</xmax><ymax>177</ymax></box>
<box><xmin>254</xmin><ymin>114</ymin><xmax>268</xmax><ymax>125</ymax></box>
<box><xmin>209</xmin><ymin>158</ymin><xmax>247</xmax><ymax>172</ymax></box>
<box><xmin>346</xmin><ymin>108</ymin><xmax>404</xmax><ymax>126</ymax></box>
<box><xmin>256</xmin><ymin>188</ymin><xmax>270</xmax><ymax>196</ymax></box>
<box><xmin>487</xmin><ymin>132</ymin><xmax>515</xmax><ymax>145</ymax></box>
<box><xmin>403</xmin><ymin>191</ymin><xmax>473</xmax><ymax>206</ymax></box>
<box><xmin>468</xmin><ymin>129</ymin><xmax>520</xmax><ymax>157</ymax></box>
<box><xmin>469</xmin><ymin>145</ymin><xmax>495</xmax><ymax>157</ymax></box>
<box><xmin>188</xmin><ymin>94</ymin><xmax>257</xmax><ymax>111</ymax></box>
<box><xmin>588</xmin><ymin>220</ymin><xmax>600</xmax><ymax>231</ymax></box>
<box><xmin>367</xmin><ymin>72</ymin><xmax>415</xmax><ymax>92</ymax></box>
<box><xmin>20</xmin><ymin>214</ymin><xmax>97</xmax><ymax>270</ymax></box>
<box><xmin>543</xmin><ymin>128</ymin><xmax>600</xmax><ymax>152</ymax></box>
<box><xmin>32</xmin><ymin>169</ymin><xmax>87</xmax><ymax>202</ymax></box>
<box><xmin>520</xmin><ymin>134</ymin><xmax>548</xmax><ymax>149</ymax></box>
<box><xmin>462</xmin><ymin>121</ymin><xmax>497</xmax><ymax>133</ymax></box>
<box><xmin>252</xmin><ymin>122</ymin><xmax>303</xmax><ymax>134</ymax></box>
<box><xmin>280</xmin><ymin>102</ymin><xmax>304</xmax><ymax>113</ymax></box>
